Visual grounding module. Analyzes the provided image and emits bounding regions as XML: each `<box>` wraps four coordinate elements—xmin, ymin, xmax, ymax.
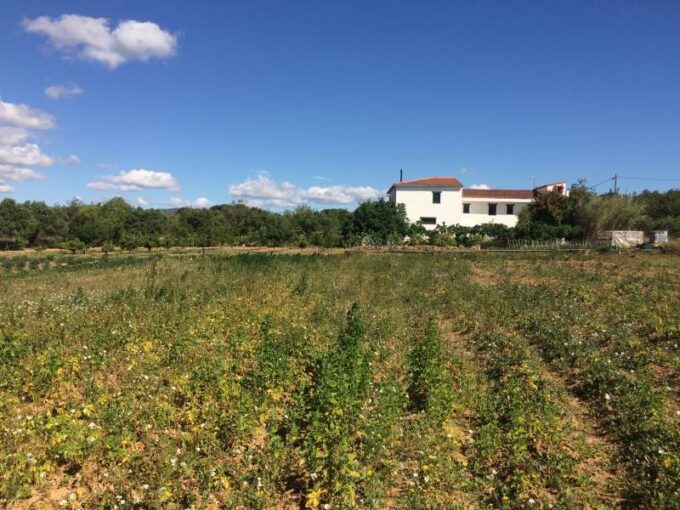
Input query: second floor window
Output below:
<box><xmin>506</xmin><ymin>204</ymin><xmax>514</xmax><ymax>215</ymax></box>
<box><xmin>488</xmin><ymin>203</ymin><xmax>497</xmax><ymax>216</ymax></box>
<box><xmin>432</xmin><ymin>191</ymin><xmax>441</xmax><ymax>204</ymax></box>
<box><xmin>463</xmin><ymin>203</ymin><xmax>470</xmax><ymax>214</ymax></box>
<box><xmin>420</xmin><ymin>217</ymin><xmax>437</xmax><ymax>225</ymax></box>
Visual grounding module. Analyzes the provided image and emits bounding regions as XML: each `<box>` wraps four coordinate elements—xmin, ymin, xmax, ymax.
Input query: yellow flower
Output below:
<box><xmin>159</xmin><ymin>487</ymin><xmax>173</xmax><ymax>502</ymax></box>
<box><xmin>306</xmin><ymin>489</ymin><xmax>322</xmax><ymax>509</ymax></box>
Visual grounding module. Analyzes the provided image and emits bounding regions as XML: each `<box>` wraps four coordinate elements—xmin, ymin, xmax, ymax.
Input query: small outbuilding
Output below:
<box><xmin>596</xmin><ymin>230</ymin><xmax>645</xmax><ymax>249</ymax></box>
<box><xmin>648</xmin><ymin>231</ymin><xmax>669</xmax><ymax>245</ymax></box>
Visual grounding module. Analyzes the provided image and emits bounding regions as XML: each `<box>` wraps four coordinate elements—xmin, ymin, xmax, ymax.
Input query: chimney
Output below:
<box><xmin>400</xmin><ymin>169</ymin><xmax>403</xmax><ymax>182</ymax></box>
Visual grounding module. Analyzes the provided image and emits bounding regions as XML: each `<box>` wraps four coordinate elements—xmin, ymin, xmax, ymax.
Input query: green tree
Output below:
<box><xmin>349</xmin><ymin>200</ymin><xmax>409</xmax><ymax>245</ymax></box>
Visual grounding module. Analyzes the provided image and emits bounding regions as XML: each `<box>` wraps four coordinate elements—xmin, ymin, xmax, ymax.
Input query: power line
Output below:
<box><xmin>588</xmin><ymin>174</ymin><xmax>680</xmax><ymax>191</ymax></box>
<box><xmin>589</xmin><ymin>177</ymin><xmax>614</xmax><ymax>190</ymax></box>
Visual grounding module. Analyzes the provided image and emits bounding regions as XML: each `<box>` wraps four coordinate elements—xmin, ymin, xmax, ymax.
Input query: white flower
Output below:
<box><xmin>528</xmin><ymin>498</ymin><xmax>536</xmax><ymax>505</ymax></box>
<box><xmin>142</xmin><ymin>484</ymin><xmax>150</xmax><ymax>490</ymax></box>
<box><xmin>604</xmin><ymin>393</ymin><xmax>611</xmax><ymax>401</ymax></box>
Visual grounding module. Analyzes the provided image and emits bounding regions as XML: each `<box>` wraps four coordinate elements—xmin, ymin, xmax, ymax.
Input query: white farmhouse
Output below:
<box><xmin>387</xmin><ymin>176</ymin><xmax>567</xmax><ymax>229</ymax></box>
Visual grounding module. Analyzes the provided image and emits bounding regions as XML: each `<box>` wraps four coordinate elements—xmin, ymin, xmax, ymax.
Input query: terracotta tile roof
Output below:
<box><xmin>462</xmin><ymin>188</ymin><xmax>533</xmax><ymax>199</ymax></box>
<box><xmin>388</xmin><ymin>176</ymin><xmax>463</xmax><ymax>192</ymax></box>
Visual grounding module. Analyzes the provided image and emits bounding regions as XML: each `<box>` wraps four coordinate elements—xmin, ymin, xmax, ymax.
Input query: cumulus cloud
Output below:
<box><xmin>0</xmin><ymin>164</ymin><xmax>45</xmax><ymax>192</ymax></box>
<box><xmin>193</xmin><ymin>197</ymin><xmax>212</xmax><ymax>208</ymax></box>
<box><xmin>0</xmin><ymin>127</ymin><xmax>30</xmax><ymax>145</ymax></box>
<box><xmin>23</xmin><ymin>14</ymin><xmax>178</xmax><ymax>69</ymax></box>
<box><xmin>0</xmin><ymin>100</ymin><xmax>58</xmax><ymax>192</ymax></box>
<box><xmin>0</xmin><ymin>165</ymin><xmax>45</xmax><ymax>181</ymax></box>
<box><xmin>0</xmin><ymin>143</ymin><xmax>54</xmax><ymax>168</ymax></box>
<box><xmin>166</xmin><ymin>196</ymin><xmax>212</xmax><ymax>209</ymax></box>
<box><xmin>470</xmin><ymin>183</ymin><xmax>490</xmax><ymax>189</ymax></box>
<box><xmin>229</xmin><ymin>171</ymin><xmax>383</xmax><ymax>209</ymax></box>
<box><xmin>0</xmin><ymin>99</ymin><xmax>55</xmax><ymax>130</ymax></box>
<box><xmin>87</xmin><ymin>169</ymin><xmax>180</xmax><ymax>192</ymax></box>
<box><xmin>45</xmin><ymin>84</ymin><xmax>84</xmax><ymax>99</ymax></box>
<box><xmin>135</xmin><ymin>196</ymin><xmax>149</xmax><ymax>206</ymax></box>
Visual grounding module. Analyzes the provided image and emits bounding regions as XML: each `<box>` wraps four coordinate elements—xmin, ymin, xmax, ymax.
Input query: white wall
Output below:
<box><xmin>457</xmin><ymin>200</ymin><xmax>529</xmax><ymax>228</ymax></box>
<box><xmin>392</xmin><ymin>186</ymin><xmax>463</xmax><ymax>229</ymax></box>
<box><xmin>389</xmin><ymin>187</ymin><xmax>530</xmax><ymax>229</ymax></box>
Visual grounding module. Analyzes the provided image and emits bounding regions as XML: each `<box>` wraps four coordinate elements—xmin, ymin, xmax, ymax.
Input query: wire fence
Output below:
<box><xmin>504</xmin><ymin>239</ymin><xmax>611</xmax><ymax>251</ymax></box>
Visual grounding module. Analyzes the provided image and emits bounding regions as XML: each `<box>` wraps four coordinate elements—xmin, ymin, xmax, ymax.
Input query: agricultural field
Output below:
<box><xmin>0</xmin><ymin>251</ymin><xmax>679</xmax><ymax>509</ymax></box>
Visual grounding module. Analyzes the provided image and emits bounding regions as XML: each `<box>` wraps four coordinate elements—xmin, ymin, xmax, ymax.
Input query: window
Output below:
<box><xmin>432</xmin><ymin>191</ymin><xmax>441</xmax><ymax>204</ymax></box>
<box><xmin>488</xmin><ymin>203</ymin><xmax>497</xmax><ymax>216</ymax></box>
<box><xmin>506</xmin><ymin>204</ymin><xmax>514</xmax><ymax>215</ymax></box>
<box><xmin>463</xmin><ymin>203</ymin><xmax>470</xmax><ymax>214</ymax></box>
<box><xmin>420</xmin><ymin>217</ymin><xmax>437</xmax><ymax>225</ymax></box>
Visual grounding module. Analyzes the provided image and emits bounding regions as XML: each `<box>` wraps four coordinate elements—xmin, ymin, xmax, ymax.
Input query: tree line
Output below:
<box><xmin>0</xmin><ymin>183</ymin><xmax>677</xmax><ymax>250</ymax></box>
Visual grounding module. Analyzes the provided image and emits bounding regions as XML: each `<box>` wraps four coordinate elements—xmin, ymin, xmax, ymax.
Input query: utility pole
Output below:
<box><xmin>613</xmin><ymin>174</ymin><xmax>618</xmax><ymax>194</ymax></box>
<box><xmin>400</xmin><ymin>169</ymin><xmax>403</xmax><ymax>182</ymax></box>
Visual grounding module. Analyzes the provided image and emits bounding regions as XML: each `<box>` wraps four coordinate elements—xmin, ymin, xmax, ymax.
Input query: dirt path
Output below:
<box><xmin>538</xmin><ymin>367</ymin><xmax>623</xmax><ymax>507</ymax></box>
<box><xmin>438</xmin><ymin>320</ymin><xmax>623</xmax><ymax>508</ymax></box>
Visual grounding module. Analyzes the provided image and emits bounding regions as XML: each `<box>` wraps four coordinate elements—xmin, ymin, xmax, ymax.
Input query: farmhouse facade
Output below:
<box><xmin>387</xmin><ymin>176</ymin><xmax>567</xmax><ymax>229</ymax></box>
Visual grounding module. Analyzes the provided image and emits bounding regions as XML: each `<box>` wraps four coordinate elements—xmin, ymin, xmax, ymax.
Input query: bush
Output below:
<box><xmin>408</xmin><ymin>319</ymin><xmax>451</xmax><ymax>421</ymax></box>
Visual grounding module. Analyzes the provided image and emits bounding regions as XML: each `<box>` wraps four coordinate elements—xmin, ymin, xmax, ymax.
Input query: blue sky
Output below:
<box><xmin>1</xmin><ymin>0</ymin><xmax>678</xmax><ymax>208</ymax></box>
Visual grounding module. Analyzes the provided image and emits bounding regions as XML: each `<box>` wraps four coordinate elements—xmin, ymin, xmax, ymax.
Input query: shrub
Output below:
<box><xmin>407</xmin><ymin>319</ymin><xmax>451</xmax><ymax>422</ymax></box>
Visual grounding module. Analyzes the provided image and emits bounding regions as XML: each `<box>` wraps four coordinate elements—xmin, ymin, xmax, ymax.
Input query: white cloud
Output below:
<box><xmin>470</xmin><ymin>183</ymin><xmax>490</xmax><ymax>189</ymax></box>
<box><xmin>0</xmin><ymin>165</ymin><xmax>45</xmax><ymax>183</ymax></box>
<box><xmin>305</xmin><ymin>185</ymin><xmax>381</xmax><ymax>204</ymax></box>
<box><xmin>0</xmin><ymin>101</ymin><xmax>58</xmax><ymax>192</ymax></box>
<box><xmin>0</xmin><ymin>143</ymin><xmax>54</xmax><ymax>168</ymax></box>
<box><xmin>193</xmin><ymin>197</ymin><xmax>212</xmax><ymax>208</ymax></box>
<box><xmin>87</xmin><ymin>168</ymin><xmax>180</xmax><ymax>192</ymax></box>
<box><xmin>23</xmin><ymin>14</ymin><xmax>178</xmax><ymax>69</ymax></box>
<box><xmin>313</xmin><ymin>175</ymin><xmax>332</xmax><ymax>181</ymax></box>
<box><xmin>229</xmin><ymin>171</ymin><xmax>382</xmax><ymax>209</ymax></box>
<box><xmin>66</xmin><ymin>154</ymin><xmax>80</xmax><ymax>164</ymax></box>
<box><xmin>135</xmin><ymin>196</ymin><xmax>149</xmax><ymax>206</ymax></box>
<box><xmin>0</xmin><ymin>99</ymin><xmax>55</xmax><ymax>130</ymax></box>
<box><xmin>166</xmin><ymin>196</ymin><xmax>212</xmax><ymax>209</ymax></box>
<box><xmin>45</xmin><ymin>84</ymin><xmax>84</xmax><ymax>99</ymax></box>
<box><xmin>0</xmin><ymin>127</ymin><xmax>30</xmax><ymax>145</ymax></box>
